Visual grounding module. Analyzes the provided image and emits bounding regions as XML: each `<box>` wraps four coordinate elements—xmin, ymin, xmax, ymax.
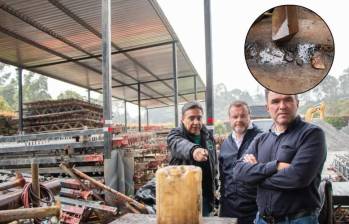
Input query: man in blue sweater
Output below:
<box><xmin>234</xmin><ymin>90</ymin><xmax>326</xmax><ymax>224</ymax></box>
<box><xmin>219</xmin><ymin>100</ymin><xmax>262</xmax><ymax>224</ymax></box>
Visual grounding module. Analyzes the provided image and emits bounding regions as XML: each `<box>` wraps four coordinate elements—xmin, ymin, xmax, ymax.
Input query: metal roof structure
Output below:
<box><xmin>0</xmin><ymin>0</ymin><xmax>205</xmax><ymax>108</ymax></box>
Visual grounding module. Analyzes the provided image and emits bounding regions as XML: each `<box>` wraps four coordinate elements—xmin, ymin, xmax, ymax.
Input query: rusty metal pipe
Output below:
<box><xmin>59</xmin><ymin>163</ymin><xmax>105</xmax><ymax>202</ymax></box>
<box><xmin>72</xmin><ymin>166</ymin><xmax>145</xmax><ymax>213</ymax></box>
<box><xmin>60</xmin><ymin>163</ymin><xmax>146</xmax><ymax>213</ymax></box>
<box><xmin>0</xmin><ymin>173</ymin><xmax>25</xmax><ymax>191</ymax></box>
<box><xmin>0</xmin><ymin>201</ymin><xmax>61</xmax><ymax>223</ymax></box>
<box><xmin>31</xmin><ymin>162</ymin><xmax>40</xmax><ymax>207</ymax></box>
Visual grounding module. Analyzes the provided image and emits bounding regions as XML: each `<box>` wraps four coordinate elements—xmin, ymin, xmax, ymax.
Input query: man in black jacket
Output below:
<box><xmin>219</xmin><ymin>100</ymin><xmax>261</xmax><ymax>224</ymax></box>
<box><xmin>234</xmin><ymin>90</ymin><xmax>326</xmax><ymax>224</ymax></box>
<box><xmin>167</xmin><ymin>101</ymin><xmax>217</xmax><ymax>216</ymax></box>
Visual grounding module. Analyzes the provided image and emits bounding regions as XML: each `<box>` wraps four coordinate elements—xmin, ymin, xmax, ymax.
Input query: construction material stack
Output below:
<box><xmin>23</xmin><ymin>98</ymin><xmax>103</xmax><ymax>133</ymax></box>
<box><xmin>0</xmin><ymin>112</ymin><xmax>17</xmax><ymax>136</ymax></box>
<box><xmin>113</xmin><ymin>132</ymin><xmax>169</xmax><ymax>192</ymax></box>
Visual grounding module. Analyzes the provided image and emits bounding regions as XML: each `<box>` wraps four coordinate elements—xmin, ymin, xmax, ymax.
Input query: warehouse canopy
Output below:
<box><xmin>0</xmin><ymin>0</ymin><xmax>205</xmax><ymax>108</ymax></box>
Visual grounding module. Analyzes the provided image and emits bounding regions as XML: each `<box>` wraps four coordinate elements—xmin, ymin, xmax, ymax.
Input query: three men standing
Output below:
<box><xmin>167</xmin><ymin>90</ymin><xmax>326</xmax><ymax>223</ymax></box>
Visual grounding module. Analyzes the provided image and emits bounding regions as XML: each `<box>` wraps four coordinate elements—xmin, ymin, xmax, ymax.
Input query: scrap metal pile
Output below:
<box><xmin>128</xmin><ymin>134</ymin><xmax>168</xmax><ymax>191</ymax></box>
<box><xmin>0</xmin><ymin>170</ymin><xmax>61</xmax><ymax>223</ymax></box>
<box><xmin>23</xmin><ymin>98</ymin><xmax>104</xmax><ymax>133</ymax></box>
<box><xmin>0</xmin><ymin>167</ymin><xmax>148</xmax><ymax>223</ymax></box>
<box><xmin>333</xmin><ymin>154</ymin><xmax>349</xmax><ymax>181</ymax></box>
<box><xmin>112</xmin><ymin>132</ymin><xmax>169</xmax><ymax>192</ymax></box>
<box><xmin>0</xmin><ymin>128</ymin><xmax>169</xmax><ymax>194</ymax></box>
<box><xmin>58</xmin><ymin>164</ymin><xmax>148</xmax><ymax>223</ymax></box>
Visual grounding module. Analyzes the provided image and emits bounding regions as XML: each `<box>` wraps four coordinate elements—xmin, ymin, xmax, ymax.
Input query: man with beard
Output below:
<box><xmin>234</xmin><ymin>90</ymin><xmax>326</xmax><ymax>224</ymax></box>
<box><xmin>219</xmin><ymin>100</ymin><xmax>262</xmax><ymax>223</ymax></box>
<box><xmin>167</xmin><ymin>101</ymin><xmax>217</xmax><ymax>216</ymax></box>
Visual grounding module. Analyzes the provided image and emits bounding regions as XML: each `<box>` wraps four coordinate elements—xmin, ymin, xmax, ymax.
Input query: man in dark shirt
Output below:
<box><xmin>167</xmin><ymin>101</ymin><xmax>217</xmax><ymax>216</ymax></box>
<box><xmin>234</xmin><ymin>90</ymin><xmax>326</xmax><ymax>224</ymax></box>
<box><xmin>219</xmin><ymin>100</ymin><xmax>261</xmax><ymax>223</ymax></box>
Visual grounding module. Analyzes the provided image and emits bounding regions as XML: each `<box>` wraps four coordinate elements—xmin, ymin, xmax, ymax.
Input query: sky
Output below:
<box><xmin>157</xmin><ymin>0</ymin><xmax>348</xmax><ymax>95</ymax></box>
<box><xmin>43</xmin><ymin>0</ymin><xmax>348</xmax><ymax>98</ymax></box>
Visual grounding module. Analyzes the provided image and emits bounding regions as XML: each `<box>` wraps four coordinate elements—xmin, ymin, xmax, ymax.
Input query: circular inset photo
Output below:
<box><xmin>245</xmin><ymin>5</ymin><xmax>334</xmax><ymax>94</ymax></box>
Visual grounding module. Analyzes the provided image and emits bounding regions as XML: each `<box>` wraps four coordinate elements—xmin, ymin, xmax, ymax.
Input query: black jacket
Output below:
<box><xmin>167</xmin><ymin>123</ymin><xmax>217</xmax><ymax>203</ymax></box>
<box><xmin>233</xmin><ymin>116</ymin><xmax>327</xmax><ymax>217</ymax></box>
<box><xmin>219</xmin><ymin>124</ymin><xmax>261</xmax><ymax>218</ymax></box>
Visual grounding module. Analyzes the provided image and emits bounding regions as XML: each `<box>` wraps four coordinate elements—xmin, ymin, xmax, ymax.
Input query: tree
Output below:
<box><xmin>0</xmin><ymin>71</ymin><xmax>52</xmax><ymax>110</ymax></box>
<box><xmin>57</xmin><ymin>90</ymin><xmax>84</xmax><ymax>100</ymax></box>
<box><xmin>23</xmin><ymin>72</ymin><xmax>52</xmax><ymax>103</ymax></box>
<box><xmin>315</xmin><ymin>75</ymin><xmax>339</xmax><ymax>100</ymax></box>
<box><xmin>0</xmin><ymin>63</ymin><xmax>11</xmax><ymax>85</ymax></box>
<box><xmin>0</xmin><ymin>96</ymin><xmax>12</xmax><ymax>112</ymax></box>
<box><xmin>339</xmin><ymin>69</ymin><xmax>349</xmax><ymax>97</ymax></box>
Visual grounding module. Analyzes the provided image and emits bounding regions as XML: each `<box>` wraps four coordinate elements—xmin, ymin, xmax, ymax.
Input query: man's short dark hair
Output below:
<box><xmin>264</xmin><ymin>89</ymin><xmax>298</xmax><ymax>102</ymax></box>
<box><xmin>182</xmin><ymin>101</ymin><xmax>203</xmax><ymax>116</ymax></box>
<box><xmin>228</xmin><ymin>100</ymin><xmax>250</xmax><ymax>116</ymax></box>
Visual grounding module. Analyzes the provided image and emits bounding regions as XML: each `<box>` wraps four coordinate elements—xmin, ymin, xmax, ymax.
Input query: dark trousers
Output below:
<box><xmin>220</xmin><ymin>197</ymin><xmax>256</xmax><ymax>224</ymax></box>
<box><xmin>202</xmin><ymin>196</ymin><xmax>213</xmax><ymax>217</ymax></box>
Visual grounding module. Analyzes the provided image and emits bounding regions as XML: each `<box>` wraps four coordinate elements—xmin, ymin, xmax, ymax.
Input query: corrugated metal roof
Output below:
<box><xmin>0</xmin><ymin>0</ymin><xmax>205</xmax><ymax>108</ymax></box>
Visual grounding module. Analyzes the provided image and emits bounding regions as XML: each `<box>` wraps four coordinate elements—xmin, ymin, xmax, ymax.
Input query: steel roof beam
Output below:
<box><xmin>26</xmin><ymin>40</ymin><xmax>175</xmax><ymax>69</ymax></box>
<box><xmin>92</xmin><ymin>74</ymin><xmax>197</xmax><ymax>91</ymax></box>
<box><xmin>48</xmin><ymin>0</ymin><xmax>189</xmax><ymax>102</ymax></box>
<box><xmin>0</xmin><ymin>2</ymin><xmax>169</xmax><ymax>106</ymax></box>
<box><xmin>129</xmin><ymin>90</ymin><xmax>205</xmax><ymax>102</ymax></box>
<box><xmin>0</xmin><ymin>26</ymin><xmax>168</xmax><ymax>106</ymax></box>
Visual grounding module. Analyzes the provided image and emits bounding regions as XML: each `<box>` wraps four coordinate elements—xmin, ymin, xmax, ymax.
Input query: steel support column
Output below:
<box><xmin>138</xmin><ymin>83</ymin><xmax>141</xmax><ymax>132</ymax></box>
<box><xmin>17</xmin><ymin>68</ymin><xmax>23</xmax><ymax>134</ymax></box>
<box><xmin>101</xmin><ymin>0</ymin><xmax>114</xmax><ymax>206</ymax></box>
<box><xmin>204</xmin><ymin>0</ymin><xmax>214</xmax><ymax>134</ymax></box>
<box><xmin>101</xmin><ymin>0</ymin><xmax>112</xmax><ymax>159</ymax></box>
<box><xmin>172</xmin><ymin>42</ymin><xmax>179</xmax><ymax>127</ymax></box>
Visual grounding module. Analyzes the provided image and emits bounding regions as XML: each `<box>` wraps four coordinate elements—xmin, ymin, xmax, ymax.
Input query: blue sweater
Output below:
<box><xmin>233</xmin><ymin>116</ymin><xmax>327</xmax><ymax>217</ymax></box>
<box><xmin>219</xmin><ymin>124</ymin><xmax>261</xmax><ymax>218</ymax></box>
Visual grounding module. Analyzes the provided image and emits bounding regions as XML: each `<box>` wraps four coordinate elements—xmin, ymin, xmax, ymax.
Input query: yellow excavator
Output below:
<box><xmin>304</xmin><ymin>102</ymin><xmax>325</xmax><ymax>122</ymax></box>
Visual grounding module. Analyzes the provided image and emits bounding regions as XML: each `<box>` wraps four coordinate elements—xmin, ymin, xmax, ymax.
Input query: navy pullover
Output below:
<box><xmin>233</xmin><ymin>116</ymin><xmax>326</xmax><ymax>217</ymax></box>
<box><xmin>219</xmin><ymin>124</ymin><xmax>261</xmax><ymax>218</ymax></box>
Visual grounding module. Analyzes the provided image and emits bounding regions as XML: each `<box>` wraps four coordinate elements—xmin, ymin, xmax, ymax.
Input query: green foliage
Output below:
<box><xmin>325</xmin><ymin>117</ymin><xmax>347</xmax><ymax>130</ymax></box>
<box><xmin>57</xmin><ymin>90</ymin><xmax>84</xmax><ymax>100</ymax></box>
<box><xmin>339</xmin><ymin>69</ymin><xmax>349</xmax><ymax>96</ymax></box>
<box><xmin>0</xmin><ymin>71</ymin><xmax>52</xmax><ymax>110</ymax></box>
<box><xmin>214</xmin><ymin>83</ymin><xmax>257</xmax><ymax>121</ymax></box>
<box><xmin>0</xmin><ymin>96</ymin><xmax>12</xmax><ymax>112</ymax></box>
<box><xmin>214</xmin><ymin>120</ymin><xmax>227</xmax><ymax>135</ymax></box>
